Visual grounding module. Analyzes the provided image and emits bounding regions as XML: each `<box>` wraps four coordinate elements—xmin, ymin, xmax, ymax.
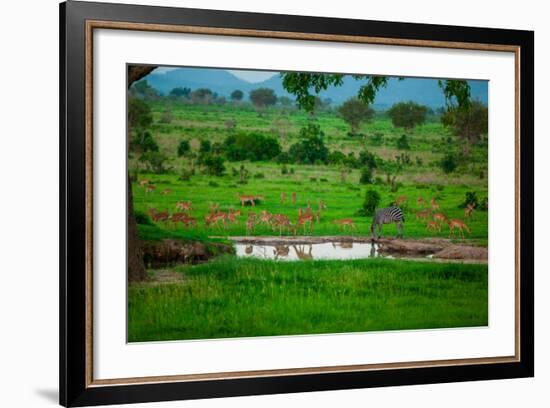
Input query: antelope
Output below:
<box><xmin>430</xmin><ymin>197</ymin><xmax>440</xmax><ymax>211</ymax></box>
<box><xmin>145</xmin><ymin>184</ymin><xmax>156</xmax><ymax>194</ymax></box>
<box><xmin>394</xmin><ymin>195</ymin><xmax>408</xmax><ymax>206</ymax></box>
<box><xmin>333</xmin><ymin>218</ymin><xmax>356</xmax><ymax>232</ymax></box>
<box><xmin>237</xmin><ymin>194</ymin><xmax>258</xmax><ymax>207</ymax></box>
<box><xmin>281</xmin><ymin>191</ymin><xmax>286</xmax><ymax>204</ymax></box>
<box><xmin>205</xmin><ymin>212</ymin><xmax>227</xmax><ymax>230</ymax></box>
<box><xmin>464</xmin><ymin>202</ymin><xmax>476</xmax><ymax>219</ymax></box>
<box><xmin>258</xmin><ymin>210</ymin><xmax>273</xmax><ymax>227</ymax></box>
<box><xmin>161</xmin><ymin>188</ymin><xmax>172</xmax><ymax>195</ymax></box>
<box><xmin>271</xmin><ymin>214</ymin><xmax>292</xmax><ymax>236</ymax></box>
<box><xmin>291</xmin><ymin>192</ymin><xmax>296</xmax><ymax>206</ymax></box>
<box><xmin>209</xmin><ymin>203</ymin><xmax>220</xmax><ymax>214</ymax></box>
<box><xmin>296</xmin><ymin>208</ymin><xmax>314</xmax><ymax>235</ymax></box>
<box><xmin>426</xmin><ymin>220</ymin><xmax>441</xmax><ymax>232</ymax></box>
<box><xmin>432</xmin><ymin>212</ymin><xmax>448</xmax><ymax>225</ymax></box>
<box><xmin>225</xmin><ymin>209</ymin><xmax>241</xmax><ymax>224</ymax></box>
<box><xmin>175</xmin><ymin>200</ymin><xmax>192</xmax><ymax>212</ymax></box>
<box><xmin>139</xmin><ymin>179</ymin><xmax>149</xmax><ymax>187</ymax></box>
<box><xmin>171</xmin><ymin>213</ymin><xmax>197</xmax><ymax>229</ymax></box>
<box><xmin>415</xmin><ymin>209</ymin><xmax>431</xmax><ymax>220</ymax></box>
<box><xmin>148</xmin><ymin>208</ymin><xmax>169</xmax><ymax>225</ymax></box>
<box><xmin>293</xmin><ymin>245</ymin><xmax>313</xmax><ymax>260</ymax></box>
<box><xmin>245</xmin><ymin>215</ymin><xmax>256</xmax><ymax>235</ymax></box>
<box><xmin>417</xmin><ymin>196</ymin><xmax>427</xmax><ymax>207</ymax></box>
<box><xmin>448</xmin><ymin>219</ymin><xmax>471</xmax><ymax>239</ymax></box>
<box><xmin>318</xmin><ymin>199</ymin><xmax>327</xmax><ymax>211</ymax></box>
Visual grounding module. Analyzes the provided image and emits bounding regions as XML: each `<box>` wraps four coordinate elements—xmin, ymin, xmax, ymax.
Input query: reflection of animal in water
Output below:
<box><xmin>245</xmin><ymin>245</ymin><xmax>254</xmax><ymax>255</ymax></box>
<box><xmin>370</xmin><ymin>243</ymin><xmax>377</xmax><ymax>258</ymax></box>
<box><xmin>370</xmin><ymin>206</ymin><xmax>404</xmax><ymax>240</ymax></box>
<box><xmin>332</xmin><ymin>242</ymin><xmax>353</xmax><ymax>249</ymax></box>
<box><xmin>273</xmin><ymin>245</ymin><xmax>290</xmax><ymax>259</ymax></box>
<box><xmin>426</xmin><ymin>220</ymin><xmax>441</xmax><ymax>232</ymax></box>
<box><xmin>333</xmin><ymin>218</ymin><xmax>356</xmax><ymax>232</ymax></box>
<box><xmin>293</xmin><ymin>245</ymin><xmax>313</xmax><ymax>260</ymax></box>
<box><xmin>447</xmin><ymin>219</ymin><xmax>471</xmax><ymax>239</ymax></box>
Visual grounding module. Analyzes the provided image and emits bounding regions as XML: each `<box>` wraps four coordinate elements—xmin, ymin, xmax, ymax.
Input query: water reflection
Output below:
<box><xmin>235</xmin><ymin>242</ymin><xmax>381</xmax><ymax>261</ymax></box>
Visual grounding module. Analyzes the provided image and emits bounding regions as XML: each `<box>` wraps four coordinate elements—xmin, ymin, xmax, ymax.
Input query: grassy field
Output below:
<box><xmin>128</xmin><ymin>257</ymin><xmax>488</xmax><ymax>342</ymax></box>
<box><xmin>132</xmin><ymin>102</ymin><xmax>488</xmax><ymax>244</ymax></box>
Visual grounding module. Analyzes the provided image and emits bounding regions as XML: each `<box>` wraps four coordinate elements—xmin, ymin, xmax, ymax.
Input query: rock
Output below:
<box><xmin>433</xmin><ymin>245</ymin><xmax>488</xmax><ymax>260</ymax></box>
<box><xmin>141</xmin><ymin>239</ymin><xmax>233</xmax><ymax>268</ymax></box>
<box><xmin>377</xmin><ymin>238</ymin><xmax>446</xmax><ymax>255</ymax></box>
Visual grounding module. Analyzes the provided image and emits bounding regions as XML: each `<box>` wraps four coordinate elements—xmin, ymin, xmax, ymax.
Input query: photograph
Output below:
<box><xmin>126</xmin><ymin>64</ymin><xmax>490</xmax><ymax>343</ymax></box>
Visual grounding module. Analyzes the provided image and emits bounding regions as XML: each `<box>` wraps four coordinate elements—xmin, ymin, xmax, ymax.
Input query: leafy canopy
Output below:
<box><xmin>337</xmin><ymin>98</ymin><xmax>375</xmax><ymax>134</ymax></box>
<box><xmin>388</xmin><ymin>101</ymin><xmax>428</xmax><ymax>130</ymax></box>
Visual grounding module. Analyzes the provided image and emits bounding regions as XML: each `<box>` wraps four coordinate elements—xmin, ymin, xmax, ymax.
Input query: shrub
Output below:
<box><xmin>440</xmin><ymin>153</ymin><xmax>458</xmax><ymax>173</ymax></box>
<box><xmin>139</xmin><ymin>151</ymin><xmax>169</xmax><ymax>174</ymax></box>
<box><xmin>327</xmin><ymin>150</ymin><xmax>346</xmax><ymax>165</ymax></box>
<box><xmin>281</xmin><ymin>165</ymin><xmax>289</xmax><ymax>175</ymax></box>
<box><xmin>178</xmin><ymin>168</ymin><xmax>194</xmax><ymax>181</ymax></box>
<box><xmin>289</xmin><ymin>168</ymin><xmax>295</xmax><ymax>175</ymax></box>
<box><xmin>359</xmin><ymin>167</ymin><xmax>373</xmax><ymax>184</ymax></box>
<box><xmin>415</xmin><ymin>156</ymin><xmax>423</xmax><ymax>166</ymax></box>
<box><xmin>199</xmin><ymin>139</ymin><xmax>212</xmax><ymax>153</ymax></box>
<box><xmin>287</xmin><ymin>124</ymin><xmax>328</xmax><ymax>164</ymax></box>
<box><xmin>134</xmin><ymin>210</ymin><xmax>153</xmax><ymax>226</ymax></box>
<box><xmin>396</xmin><ymin>134</ymin><xmax>411</xmax><ymax>150</ymax></box>
<box><xmin>374</xmin><ymin>176</ymin><xmax>384</xmax><ymax>185</ymax></box>
<box><xmin>200</xmin><ymin>154</ymin><xmax>226</xmax><ymax>176</ymax></box>
<box><xmin>159</xmin><ymin>110</ymin><xmax>173</xmax><ymax>124</ymax></box>
<box><xmin>358</xmin><ymin>150</ymin><xmax>378</xmax><ymax>170</ymax></box>
<box><xmin>132</xmin><ymin>130</ymin><xmax>159</xmax><ymax>153</ymax></box>
<box><xmin>320</xmin><ymin>178</ymin><xmax>328</xmax><ymax>182</ymax></box>
<box><xmin>459</xmin><ymin>191</ymin><xmax>479</xmax><ymax>209</ymax></box>
<box><xmin>254</xmin><ymin>172</ymin><xmax>266</xmax><ymax>179</ymax></box>
<box><xmin>208</xmin><ymin>180</ymin><xmax>220</xmax><ymax>187</ymax></box>
<box><xmin>177</xmin><ymin>139</ymin><xmax>190</xmax><ymax>157</ymax></box>
<box><xmin>370</xmin><ymin>132</ymin><xmax>384</xmax><ymax>146</ymax></box>
<box><xmin>223</xmin><ymin>132</ymin><xmax>281</xmax><ymax>161</ymax></box>
<box><xmin>359</xmin><ymin>189</ymin><xmax>381</xmax><ymax>216</ymax></box>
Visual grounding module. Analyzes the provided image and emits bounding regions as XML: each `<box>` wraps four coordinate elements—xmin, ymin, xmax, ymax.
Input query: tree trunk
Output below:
<box><xmin>127</xmin><ymin>65</ymin><xmax>157</xmax><ymax>282</ymax></box>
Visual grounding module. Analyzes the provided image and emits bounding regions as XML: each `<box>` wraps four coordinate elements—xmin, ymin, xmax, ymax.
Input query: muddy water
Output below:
<box><xmin>235</xmin><ymin>242</ymin><xmax>395</xmax><ymax>261</ymax></box>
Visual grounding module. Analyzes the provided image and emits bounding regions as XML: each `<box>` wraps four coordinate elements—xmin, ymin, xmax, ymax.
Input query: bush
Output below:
<box><xmin>370</xmin><ymin>132</ymin><xmax>384</xmax><ymax>146</ymax></box>
<box><xmin>287</xmin><ymin>124</ymin><xmax>329</xmax><ymax>164</ymax></box>
<box><xmin>281</xmin><ymin>164</ymin><xmax>289</xmax><ymax>175</ymax></box>
<box><xmin>199</xmin><ymin>139</ymin><xmax>212</xmax><ymax>153</ymax></box>
<box><xmin>440</xmin><ymin>152</ymin><xmax>458</xmax><ymax>173</ymax></box>
<box><xmin>177</xmin><ymin>139</ymin><xmax>190</xmax><ymax>157</ymax></box>
<box><xmin>327</xmin><ymin>150</ymin><xmax>346</xmax><ymax>165</ymax></box>
<box><xmin>359</xmin><ymin>167</ymin><xmax>373</xmax><ymax>184</ymax></box>
<box><xmin>289</xmin><ymin>168</ymin><xmax>295</xmax><ymax>175</ymax></box>
<box><xmin>132</xmin><ymin>130</ymin><xmax>159</xmax><ymax>153</ymax></box>
<box><xmin>415</xmin><ymin>156</ymin><xmax>423</xmax><ymax>166</ymax></box>
<box><xmin>459</xmin><ymin>191</ymin><xmax>479</xmax><ymax>209</ymax></box>
<box><xmin>134</xmin><ymin>210</ymin><xmax>153</xmax><ymax>226</ymax></box>
<box><xmin>199</xmin><ymin>154</ymin><xmax>226</xmax><ymax>176</ymax></box>
<box><xmin>374</xmin><ymin>176</ymin><xmax>384</xmax><ymax>185</ymax></box>
<box><xmin>396</xmin><ymin>134</ymin><xmax>411</xmax><ymax>150</ymax></box>
<box><xmin>254</xmin><ymin>172</ymin><xmax>266</xmax><ymax>179</ymax></box>
<box><xmin>159</xmin><ymin>110</ymin><xmax>173</xmax><ymax>124</ymax></box>
<box><xmin>359</xmin><ymin>189</ymin><xmax>381</xmax><ymax>216</ymax></box>
<box><xmin>223</xmin><ymin>132</ymin><xmax>281</xmax><ymax>161</ymax></box>
<box><xmin>208</xmin><ymin>180</ymin><xmax>220</xmax><ymax>187</ymax></box>
<box><xmin>139</xmin><ymin>151</ymin><xmax>169</xmax><ymax>174</ymax></box>
<box><xmin>178</xmin><ymin>168</ymin><xmax>194</xmax><ymax>181</ymax></box>
<box><xmin>358</xmin><ymin>150</ymin><xmax>378</xmax><ymax>170</ymax></box>
<box><xmin>320</xmin><ymin>178</ymin><xmax>328</xmax><ymax>182</ymax></box>
<box><xmin>309</xmin><ymin>177</ymin><xmax>317</xmax><ymax>182</ymax></box>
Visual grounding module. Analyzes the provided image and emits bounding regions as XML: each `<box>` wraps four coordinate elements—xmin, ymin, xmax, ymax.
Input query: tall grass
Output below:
<box><xmin>128</xmin><ymin>257</ymin><xmax>488</xmax><ymax>342</ymax></box>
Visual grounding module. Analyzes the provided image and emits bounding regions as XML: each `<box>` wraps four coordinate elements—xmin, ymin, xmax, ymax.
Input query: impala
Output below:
<box><xmin>448</xmin><ymin>219</ymin><xmax>471</xmax><ymax>239</ymax></box>
<box><xmin>280</xmin><ymin>191</ymin><xmax>286</xmax><ymax>204</ymax></box>
<box><xmin>296</xmin><ymin>208</ymin><xmax>314</xmax><ymax>235</ymax></box>
<box><xmin>271</xmin><ymin>214</ymin><xmax>292</xmax><ymax>236</ymax></box>
<box><xmin>176</xmin><ymin>200</ymin><xmax>192</xmax><ymax>212</ymax></box>
<box><xmin>430</xmin><ymin>197</ymin><xmax>440</xmax><ymax>211</ymax></box>
<box><xmin>205</xmin><ymin>212</ymin><xmax>227</xmax><ymax>230</ymax></box>
<box><xmin>417</xmin><ymin>196</ymin><xmax>427</xmax><ymax>207</ymax></box>
<box><xmin>145</xmin><ymin>184</ymin><xmax>156</xmax><ymax>194</ymax></box>
<box><xmin>432</xmin><ymin>212</ymin><xmax>447</xmax><ymax>224</ymax></box>
<box><xmin>333</xmin><ymin>218</ymin><xmax>356</xmax><ymax>232</ymax></box>
<box><xmin>415</xmin><ymin>209</ymin><xmax>431</xmax><ymax>220</ymax></box>
<box><xmin>139</xmin><ymin>179</ymin><xmax>149</xmax><ymax>187</ymax></box>
<box><xmin>394</xmin><ymin>195</ymin><xmax>408</xmax><ymax>206</ymax></box>
<box><xmin>464</xmin><ymin>202</ymin><xmax>476</xmax><ymax>219</ymax></box>
<box><xmin>161</xmin><ymin>188</ymin><xmax>172</xmax><ymax>195</ymax></box>
<box><xmin>291</xmin><ymin>192</ymin><xmax>296</xmax><ymax>206</ymax></box>
<box><xmin>426</xmin><ymin>220</ymin><xmax>441</xmax><ymax>232</ymax></box>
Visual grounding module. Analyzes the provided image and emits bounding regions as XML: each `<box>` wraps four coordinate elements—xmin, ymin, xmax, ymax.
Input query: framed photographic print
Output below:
<box><xmin>60</xmin><ymin>0</ymin><xmax>534</xmax><ymax>406</ymax></box>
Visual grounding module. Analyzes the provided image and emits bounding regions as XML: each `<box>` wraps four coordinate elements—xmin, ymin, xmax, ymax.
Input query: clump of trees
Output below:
<box><xmin>337</xmin><ymin>97</ymin><xmax>375</xmax><ymax>135</ymax></box>
<box><xmin>286</xmin><ymin>124</ymin><xmax>329</xmax><ymax>164</ymax></box>
<box><xmin>177</xmin><ymin>139</ymin><xmax>190</xmax><ymax>157</ymax></box>
<box><xmin>130</xmin><ymin>79</ymin><xmax>160</xmax><ymax>100</ymax></box>
<box><xmin>357</xmin><ymin>189</ymin><xmax>381</xmax><ymax>216</ymax></box>
<box><xmin>249</xmin><ymin>88</ymin><xmax>277</xmax><ymax>115</ymax></box>
<box><xmin>169</xmin><ymin>86</ymin><xmax>191</xmax><ymax>99</ymax></box>
<box><xmin>441</xmin><ymin>100</ymin><xmax>488</xmax><ymax>157</ymax></box>
<box><xmin>223</xmin><ymin>132</ymin><xmax>281</xmax><ymax>161</ymax></box>
<box><xmin>388</xmin><ymin>101</ymin><xmax>428</xmax><ymax>130</ymax></box>
<box><xmin>230</xmin><ymin>89</ymin><xmax>244</xmax><ymax>103</ymax></box>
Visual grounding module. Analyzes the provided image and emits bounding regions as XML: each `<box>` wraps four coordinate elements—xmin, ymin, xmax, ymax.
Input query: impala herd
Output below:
<box><xmin>138</xmin><ymin>179</ymin><xmax>477</xmax><ymax>240</ymax></box>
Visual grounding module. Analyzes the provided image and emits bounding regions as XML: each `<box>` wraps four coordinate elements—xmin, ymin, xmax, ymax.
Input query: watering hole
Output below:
<box><xmin>235</xmin><ymin>242</ymin><xmax>406</xmax><ymax>261</ymax></box>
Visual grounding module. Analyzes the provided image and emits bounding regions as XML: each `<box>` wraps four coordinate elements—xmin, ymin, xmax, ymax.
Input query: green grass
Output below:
<box><xmin>131</xmin><ymin>102</ymin><xmax>488</xmax><ymax>244</ymax></box>
<box><xmin>128</xmin><ymin>257</ymin><xmax>488</xmax><ymax>342</ymax></box>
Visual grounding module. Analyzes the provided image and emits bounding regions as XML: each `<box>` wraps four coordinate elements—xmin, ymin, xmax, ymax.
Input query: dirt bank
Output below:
<box><xmin>141</xmin><ymin>239</ymin><xmax>234</xmax><ymax>268</ymax></box>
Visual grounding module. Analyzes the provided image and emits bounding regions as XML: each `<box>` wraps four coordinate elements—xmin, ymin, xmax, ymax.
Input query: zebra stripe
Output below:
<box><xmin>370</xmin><ymin>206</ymin><xmax>405</xmax><ymax>240</ymax></box>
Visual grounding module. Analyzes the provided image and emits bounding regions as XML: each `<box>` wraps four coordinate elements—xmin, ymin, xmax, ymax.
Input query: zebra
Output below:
<box><xmin>370</xmin><ymin>206</ymin><xmax>405</xmax><ymax>241</ymax></box>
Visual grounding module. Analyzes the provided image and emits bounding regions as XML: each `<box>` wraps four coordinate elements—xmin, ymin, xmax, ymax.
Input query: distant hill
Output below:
<box><xmin>144</xmin><ymin>67</ymin><xmax>488</xmax><ymax>109</ymax></box>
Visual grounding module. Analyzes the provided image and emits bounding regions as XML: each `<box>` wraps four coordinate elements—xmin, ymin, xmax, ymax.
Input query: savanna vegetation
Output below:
<box><xmin>126</xmin><ymin>66</ymin><xmax>489</xmax><ymax>341</ymax></box>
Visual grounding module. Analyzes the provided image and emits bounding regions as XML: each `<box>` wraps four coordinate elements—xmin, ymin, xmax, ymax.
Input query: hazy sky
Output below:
<box><xmin>153</xmin><ymin>66</ymin><xmax>277</xmax><ymax>83</ymax></box>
